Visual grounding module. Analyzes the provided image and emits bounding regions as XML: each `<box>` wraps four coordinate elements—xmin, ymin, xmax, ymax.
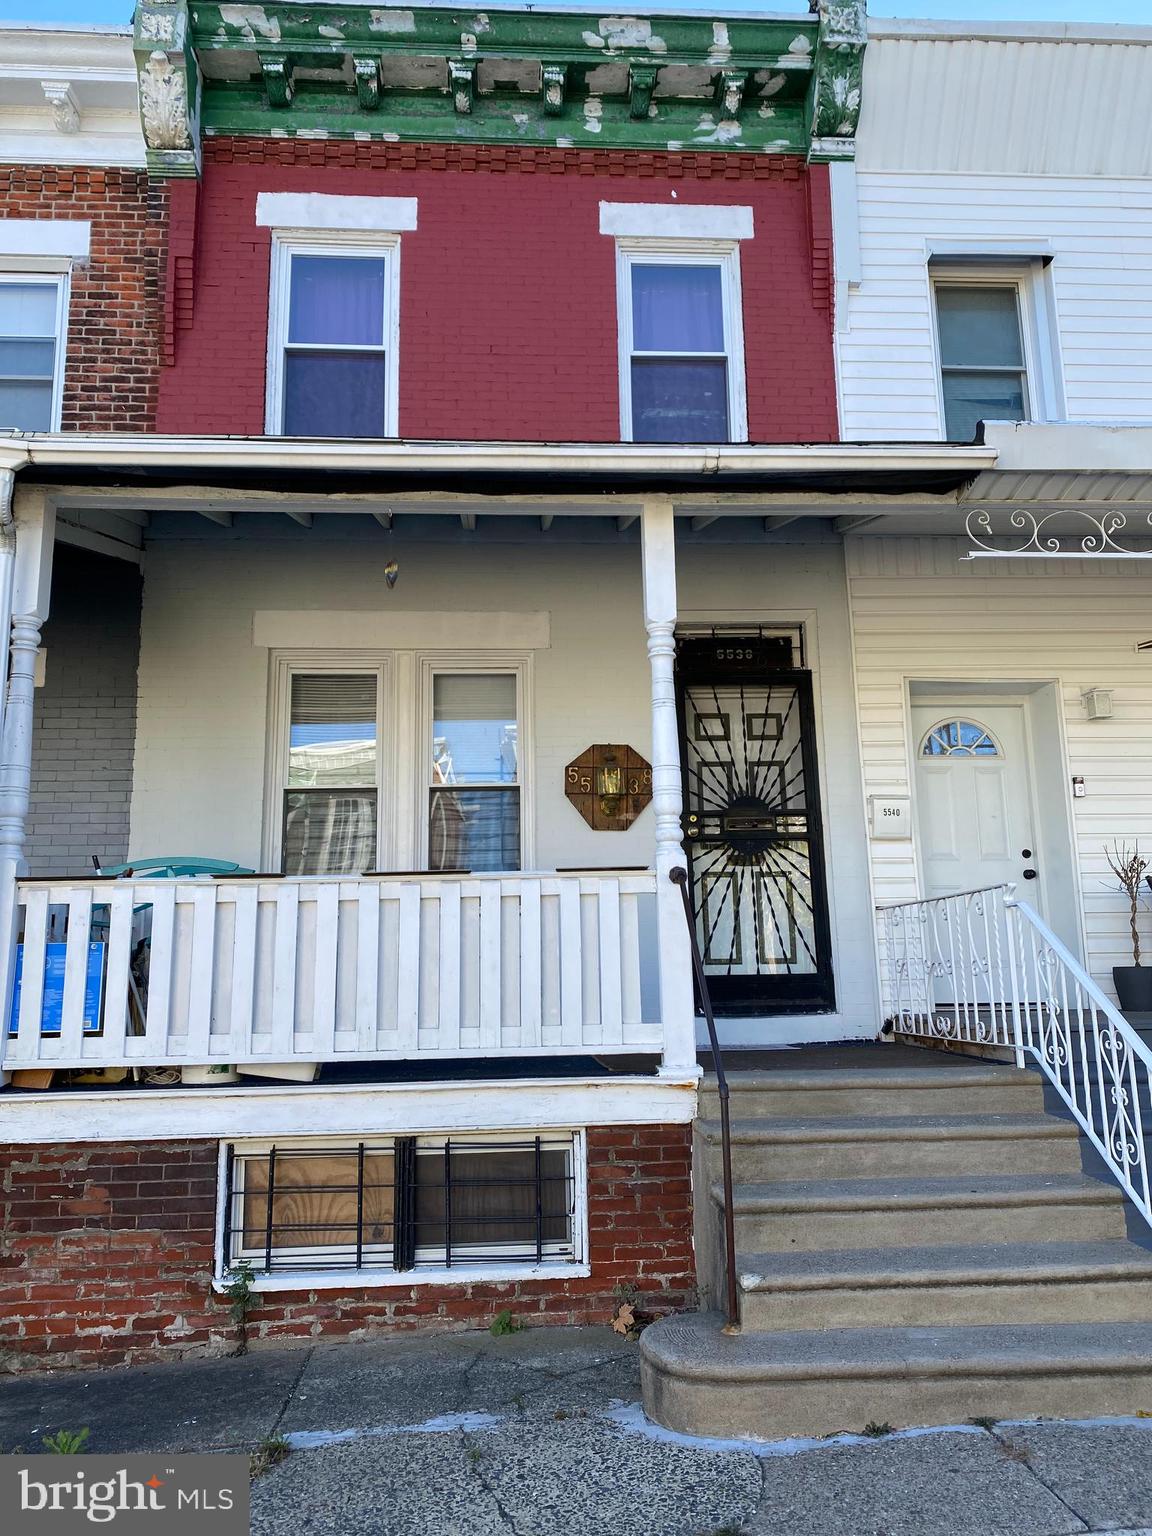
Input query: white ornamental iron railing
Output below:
<box><xmin>2</xmin><ymin>872</ymin><xmax>661</xmax><ymax>1070</ymax></box>
<box><xmin>879</xmin><ymin>884</ymin><xmax>1152</xmax><ymax>1232</ymax></box>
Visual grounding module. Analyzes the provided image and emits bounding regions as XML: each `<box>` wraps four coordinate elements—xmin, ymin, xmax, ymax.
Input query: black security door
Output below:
<box><xmin>676</xmin><ymin>636</ymin><xmax>835</xmax><ymax>1015</ymax></box>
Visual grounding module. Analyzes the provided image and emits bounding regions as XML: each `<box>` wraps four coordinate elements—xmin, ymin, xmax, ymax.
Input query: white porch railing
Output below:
<box><xmin>879</xmin><ymin>885</ymin><xmax>1152</xmax><ymax>1232</ymax></box>
<box><xmin>2</xmin><ymin>871</ymin><xmax>661</xmax><ymax>1069</ymax></box>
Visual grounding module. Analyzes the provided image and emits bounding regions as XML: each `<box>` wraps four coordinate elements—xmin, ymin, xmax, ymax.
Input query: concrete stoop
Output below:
<box><xmin>640</xmin><ymin>1060</ymin><xmax>1152</xmax><ymax>1439</ymax></box>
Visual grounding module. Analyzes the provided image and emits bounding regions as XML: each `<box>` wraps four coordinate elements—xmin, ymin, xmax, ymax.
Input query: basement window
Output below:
<box><xmin>615</xmin><ymin>243</ymin><xmax>747</xmax><ymax>444</ymax></box>
<box><xmin>0</xmin><ymin>274</ymin><xmax>67</xmax><ymax>432</ymax></box>
<box><xmin>221</xmin><ymin>1133</ymin><xmax>581</xmax><ymax>1282</ymax></box>
<box><xmin>266</xmin><ymin>236</ymin><xmax>400</xmax><ymax>438</ymax></box>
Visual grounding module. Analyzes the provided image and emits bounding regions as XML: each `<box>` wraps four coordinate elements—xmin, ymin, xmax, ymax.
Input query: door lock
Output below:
<box><xmin>1023</xmin><ymin>869</ymin><xmax>1038</xmax><ymax>880</ymax></box>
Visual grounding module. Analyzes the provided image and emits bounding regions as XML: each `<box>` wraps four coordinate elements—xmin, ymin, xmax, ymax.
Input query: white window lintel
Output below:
<box><xmin>256</xmin><ymin>192</ymin><xmax>418</xmax><ymax>232</ymax></box>
<box><xmin>600</xmin><ymin>202</ymin><xmax>753</xmax><ymax>242</ymax></box>
<box><xmin>0</xmin><ymin>219</ymin><xmax>90</xmax><ymax>264</ymax></box>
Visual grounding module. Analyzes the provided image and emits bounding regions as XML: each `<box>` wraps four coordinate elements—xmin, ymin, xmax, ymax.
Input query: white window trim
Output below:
<box><xmin>213</xmin><ymin>1130</ymin><xmax>588</xmax><ymax>1292</ymax></box>
<box><xmin>263</xmin><ymin>649</ymin><xmax>535</xmax><ymax>875</ymax></box>
<box><xmin>415</xmin><ymin>651</ymin><xmax>535</xmax><ymax>873</ymax></box>
<box><xmin>614</xmin><ymin>237</ymin><xmax>748</xmax><ymax>445</ymax></box>
<box><xmin>265</xmin><ymin>230</ymin><xmax>402</xmax><ymax>437</ymax></box>
<box><xmin>0</xmin><ymin>269</ymin><xmax>70</xmax><ymax>433</ymax></box>
<box><xmin>929</xmin><ymin>261</ymin><xmax>1065</xmax><ymax>440</ymax></box>
<box><xmin>600</xmin><ymin>202</ymin><xmax>754</xmax><ymax>241</ymax></box>
<box><xmin>256</xmin><ymin>193</ymin><xmax>418</xmax><ymax>233</ymax></box>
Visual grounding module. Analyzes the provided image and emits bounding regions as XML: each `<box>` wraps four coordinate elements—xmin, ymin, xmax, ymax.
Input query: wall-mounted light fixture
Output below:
<box><xmin>1081</xmin><ymin>687</ymin><xmax>1113</xmax><ymax>720</ymax></box>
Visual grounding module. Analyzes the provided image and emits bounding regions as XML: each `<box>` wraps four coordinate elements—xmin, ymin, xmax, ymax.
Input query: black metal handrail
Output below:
<box><xmin>669</xmin><ymin>865</ymin><xmax>740</xmax><ymax>1333</ymax></box>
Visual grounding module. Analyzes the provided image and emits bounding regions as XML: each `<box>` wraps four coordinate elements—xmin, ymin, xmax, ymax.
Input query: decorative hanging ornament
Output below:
<box><xmin>384</xmin><ymin>559</ymin><xmax>399</xmax><ymax>589</ymax></box>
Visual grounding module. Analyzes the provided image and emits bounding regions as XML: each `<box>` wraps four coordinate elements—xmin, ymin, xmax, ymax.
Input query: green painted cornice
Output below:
<box><xmin>133</xmin><ymin>1</ymin><xmax>866</xmax><ymax>168</ymax></box>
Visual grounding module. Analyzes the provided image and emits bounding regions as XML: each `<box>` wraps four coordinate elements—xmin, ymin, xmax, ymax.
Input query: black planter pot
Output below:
<box><xmin>1113</xmin><ymin>965</ymin><xmax>1152</xmax><ymax>1012</ymax></box>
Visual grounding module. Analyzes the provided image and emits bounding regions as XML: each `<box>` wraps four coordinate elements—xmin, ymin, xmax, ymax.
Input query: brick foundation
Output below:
<box><xmin>0</xmin><ymin>1124</ymin><xmax>694</xmax><ymax>1372</ymax></box>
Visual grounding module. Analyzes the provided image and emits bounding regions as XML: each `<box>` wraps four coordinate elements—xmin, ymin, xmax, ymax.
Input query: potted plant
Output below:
<box><xmin>1107</xmin><ymin>842</ymin><xmax>1152</xmax><ymax>1012</ymax></box>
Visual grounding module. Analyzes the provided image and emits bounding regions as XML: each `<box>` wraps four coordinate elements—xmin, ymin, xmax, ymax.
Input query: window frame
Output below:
<box><xmin>0</xmin><ymin>269</ymin><xmax>69</xmax><ymax>434</ymax></box>
<box><xmin>265</xmin><ymin>231</ymin><xmax>402</xmax><ymax>438</ymax></box>
<box><xmin>614</xmin><ymin>238</ymin><xmax>748</xmax><ymax>445</ymax></box>
<box><xmin>417</xmin><ymin>654</ymin><xmax>530</xmax><ymax>874</ymax></box>
<box><xmin>215</xmin><ymin>1131</ymin><xmax>588</xmax><ymax>1291</ymax></box>
<box><xmin>263</xmin><ymin>649</ymin><xmax>534</xmax><ymax>875</ymax></box>
<box><xmin>929</xmin><ymin>262</ymin><xmax>1062</xmax><ymax>441</ymax></box>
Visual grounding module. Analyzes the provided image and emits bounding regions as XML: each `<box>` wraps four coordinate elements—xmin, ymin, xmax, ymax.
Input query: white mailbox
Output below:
<box><xmin>869</xmin><ymin>796</ymin><xmax>912</xmax><ymax>840</ymax></box>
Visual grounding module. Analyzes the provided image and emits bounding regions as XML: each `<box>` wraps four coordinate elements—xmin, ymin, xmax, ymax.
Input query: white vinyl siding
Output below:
<box><xmin>837</xmin><ymin>172</ymin><xmax>1152</xmax><ymax>440</ymax></box>
<box><xmin>847</xmin><ymin>536</ymin><xmax>1152</xmax><ymax>994</ymax></box>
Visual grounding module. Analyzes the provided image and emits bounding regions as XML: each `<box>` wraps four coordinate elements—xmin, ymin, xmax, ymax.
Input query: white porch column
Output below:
<box><xmin>640</xmin><ymin>499</ymin><xmax>697</xmax><ymax>1079</ymax></box>
<box><xmin>0</xmin><ymin>487</ymin><xmax>54</xmax><ymax>1069</ymax></box>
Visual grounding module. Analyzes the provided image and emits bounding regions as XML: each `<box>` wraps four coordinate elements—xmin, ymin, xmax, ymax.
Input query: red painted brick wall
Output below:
<box><xmin>0</xmin><ymin>165</ymin><xmax>166</xmax><ymax>431</ymax></box>
<box><xmin>156</xmin><ymin>139</ymin><xmax>838</xmax><ymax>443</ymax></box>
<box><xmin>0</xmin><ymin>1125</ymin><xmax>694</xmax><ymax>1371</ymax></box>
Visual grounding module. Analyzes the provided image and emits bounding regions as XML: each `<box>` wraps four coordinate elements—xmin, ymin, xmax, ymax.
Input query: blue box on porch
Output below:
<box><xmin>7</xmin><ymin>942</ymin><xmax>106</xmax><ymax>1036</ymax></box>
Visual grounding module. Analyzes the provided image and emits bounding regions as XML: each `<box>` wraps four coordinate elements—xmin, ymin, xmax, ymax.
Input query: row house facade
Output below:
<box><xmin>4</xmin><ymin>2</ymin><xmax>1152</xmax><ymax>1437</ymax></box>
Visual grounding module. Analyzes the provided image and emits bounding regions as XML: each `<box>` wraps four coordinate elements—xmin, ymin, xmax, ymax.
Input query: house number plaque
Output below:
<box><xmin>565</xmin><ymin>745</ymin><xmax>652</xmax><ymax>831</ymax></box>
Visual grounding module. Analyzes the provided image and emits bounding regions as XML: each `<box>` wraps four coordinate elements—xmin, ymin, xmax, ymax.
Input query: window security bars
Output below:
<box><xmin>224</xmin><ymin>1136</ymin><xmax>576</xmax><ymax>1274</ymax></box>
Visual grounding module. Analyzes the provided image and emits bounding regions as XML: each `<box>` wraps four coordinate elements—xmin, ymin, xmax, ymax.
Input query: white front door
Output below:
<box><xmin>913</xmin><ymin>703</ymin><xmax>1039</xmax><ymax>904</ymax></box>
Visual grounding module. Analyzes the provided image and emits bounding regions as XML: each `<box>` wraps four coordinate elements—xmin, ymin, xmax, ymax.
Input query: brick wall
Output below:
<box><xmin>26</xmin><ymin>545</ymin><xmax>142</xmax><ymax>878</ymax></box>
<box><xmin>0</xmin><ymin>165</ymin><xmax>166</xmax><ymax>431</ymax></box>
<box><xmin>156</xmin><ymin>139</ymin><xmax>838</xmax><ymax>443</ymax></box>
<box><xmin>0</xmin><ymin>1124</ymin><xmax>694</xmax><ymax>1371</ymax></box>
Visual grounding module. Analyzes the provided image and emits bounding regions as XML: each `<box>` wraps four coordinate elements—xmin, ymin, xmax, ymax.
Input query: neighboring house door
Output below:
<box><xmin>912</xmin><ymin>702</ymin><xmax>1041</xmax><ymax>1013</ymax></box>
<box><xmin>913</xmin><ymin>703</ymin><xmax>1039</xmax><ymax>904</ymax></box>
<box><xmin>676</xmin><ymin>635</ymin><xmax>835</xmax><ymax>1017</ymax></box>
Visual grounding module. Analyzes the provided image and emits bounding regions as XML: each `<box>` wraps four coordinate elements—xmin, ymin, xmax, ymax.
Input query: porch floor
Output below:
<box><xmin>703</xmin><ymin>1042</ymin><xmax>1009</xmax><ymax>1073</ymax></box>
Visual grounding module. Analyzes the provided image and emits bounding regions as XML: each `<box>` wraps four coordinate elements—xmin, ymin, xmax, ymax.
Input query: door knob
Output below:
<box><xmin>1023</xmin><ymin>869</ymin><xmax>1038</xmax><ymax>880</ymax></box>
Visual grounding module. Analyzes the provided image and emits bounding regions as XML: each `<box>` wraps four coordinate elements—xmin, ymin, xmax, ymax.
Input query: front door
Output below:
<box><xmin>677</xmin><ymin>635</ymin><xmax>835</xmax><ymax>1015</ymax></box>
<box><xmin>912</xmin><ymin>703</ymin><xmax>1039</xmax><ymax>903</ymax></box>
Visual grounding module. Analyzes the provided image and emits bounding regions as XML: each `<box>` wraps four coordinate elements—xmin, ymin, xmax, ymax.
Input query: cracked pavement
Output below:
<box><xmin>3</xmin><ymin>1328</ymin><xmax>1152</xmax><ymax>1535</ymax></box>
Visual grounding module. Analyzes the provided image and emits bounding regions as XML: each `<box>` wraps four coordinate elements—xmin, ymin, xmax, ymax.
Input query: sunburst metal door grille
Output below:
<box><xmin>677</xmin><ymin>647</ymin><xmax>834</xmax><ymax>1015</ymax></box>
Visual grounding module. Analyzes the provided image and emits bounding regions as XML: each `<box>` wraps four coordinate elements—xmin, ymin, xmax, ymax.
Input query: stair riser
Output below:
<box><xmin>700</xmin><ymin>1085</ymin><xmax>1043</xmax><ymax>1118</ymax></box>
<box><xmin>739</xmin><ymin>1274</ymin><xmax>1152</xmax><ymax>1331</ymax></box>
<box><xmin>641</xmin><ymin>1357</ymin><xmax>1152</xmax><ymax>1441</ymax></box>
<box><xmin>714</xmin><ymin>1134</ymin><xmax>1083</xmax><ymax>1182</ymax></box>
<box><xmin>728</xmin><ymin>1199</ymin><xmax>1127</xmax><ymax>1251</ymax></box>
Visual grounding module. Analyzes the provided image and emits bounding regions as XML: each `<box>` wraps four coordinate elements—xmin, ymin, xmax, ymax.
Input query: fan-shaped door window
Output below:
<box><xmin>920</xmin><ymin>719</ymin><xmax>1001</xmax><ymax>758</ymax></box>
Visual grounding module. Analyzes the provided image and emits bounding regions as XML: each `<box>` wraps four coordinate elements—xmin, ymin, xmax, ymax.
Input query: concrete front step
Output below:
<box><xmin>699</xmin><ymin>1065</ymin><xmax>1044</xmax><ymax>1120</ymax></box>
<box><xmin>697</xmin><ymin>1112</ymin><xmax>1083</xmax><ymax>1181</ymax></box>
<box><xmin>717</xmin><ymin>1171</ymin><xmax>1127</xmax><ymax>1250</ymax></box>
<box><xmin>734</xmin><ymin>1238</ymin><xmax>1152</xmax><ymax>1330</ymax></box>
<box><xmin>640</xmin><ymin>1312</ymin><xmax>1152</xmax><ymax>1439</ymax></box>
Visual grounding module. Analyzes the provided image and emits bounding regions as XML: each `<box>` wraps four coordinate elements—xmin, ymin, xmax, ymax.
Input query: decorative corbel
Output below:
<box><xmin>808</xmin><ymin>0</ymin><xmax>866</xmax><ymax>162</ymax></box>
<box><xmin>449</xmin><ymin>60</ymin><xmax>475</xmax><ymax>115</ymax></box>
<box><xmin>629</xmin><ymin>65</ymin><xmax>658</xmax><ymax>121</ymax></box>
<box><xmin>353</xmin><ymin>56</ymin><xmax>381</xmax><ymax>110</ymax></box>
<box><xmin>41</xmin><ymin>81</ymin><xmax>80</xmax><ymax>135</ymax></box>
<box><xmin>259</xmin><ymin>54</ymin><xmax>295</xmax><ymax>109</ymax></box>
<box><xmin>542</xmin><ymin>64</ymin><xmax>567</xmax><ymax>117</ymax></box>
<box><xmin>132</xmin><ymin>0</ymin><xmax>200</xmax><ymax>177</ymax></box>
<box><xmin>714</xmin><ymin>71</ymin><xmax>747</xmax><ymax>121</ymax></box>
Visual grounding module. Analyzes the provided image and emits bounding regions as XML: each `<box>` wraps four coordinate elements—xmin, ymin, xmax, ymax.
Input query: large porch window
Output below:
<box><xmin>270</xmin><ymin>654</ymin><xmax>526</xmax><ymax>876</ymax></box>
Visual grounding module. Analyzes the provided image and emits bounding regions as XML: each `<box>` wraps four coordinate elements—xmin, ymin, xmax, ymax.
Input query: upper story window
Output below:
<box><xmin>266</xmin><ymin>238</ymin><xmax>400</xmax><ymax>438</ymax></box>
<box><xmin>0</xmin><ymin>275</ymin><xmax>67</xmax><ymax>432</ymax></box>
<box><xmin>934</xmin><ymin>282</ymin><xmax>1028</xmax><ymax>441</ymax></box>
<box><xmin>617</xmin><ymin>247</ymin><xmax>746</xmax><ymax>443</ymax></box>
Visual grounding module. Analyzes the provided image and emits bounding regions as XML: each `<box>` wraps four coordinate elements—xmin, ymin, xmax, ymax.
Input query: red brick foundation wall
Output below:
<box><xmin>155</xmin><ymin>138</ymin><xmax>838</xmax><ymax>443</ymax></box>
<box><xmin>0</xmin><ymin>165</ymin><xmax>166</xmax><ymax>432</ymax></box>
<box><xmin>0</xmin><ymin>1124</ymin><xmax>694</xmax><ymax>1372</ymax></box>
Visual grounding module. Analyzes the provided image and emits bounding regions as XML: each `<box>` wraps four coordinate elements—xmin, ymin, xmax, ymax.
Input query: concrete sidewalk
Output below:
<box><xmin>3</xmin><ymin>1327</ymin><xmax>1152</xmax><ymax>1536</ymax></box>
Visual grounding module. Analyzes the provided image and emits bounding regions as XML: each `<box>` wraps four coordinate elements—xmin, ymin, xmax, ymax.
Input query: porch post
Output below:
<box><xmin>640</xmin><ymin>499</ymin><xmax>697</xmax><ymax>1079</ymax></box>
<box><xmin>0</xmin><ymin>487</ymin><xmax>54</xmax><ymax>1070</ymax></box>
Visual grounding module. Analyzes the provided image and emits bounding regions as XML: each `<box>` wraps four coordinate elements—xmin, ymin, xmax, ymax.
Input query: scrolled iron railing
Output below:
<box><xmin>670</xmin><ymin>865</ymin><xmax>740</xmax><ymax>1332</ymax></box>
<box><xmin>879</xmin><ymin>883</ymin><xmax>1152</xmax><ymax>1233</ymax></box>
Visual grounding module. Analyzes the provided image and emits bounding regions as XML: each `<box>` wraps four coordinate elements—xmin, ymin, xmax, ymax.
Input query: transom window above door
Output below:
<box><xmin>269</xmin><ymin>654</ymin><xmax>527</xmax><ymax>877</ymax></box>
<box><xmin>921</xmin><ymin>719</ymin><xmax>1001</xmax><ymax>758</ymax></box>
<box><xmin>267</xmin><ymin>239</ymin><xmax>400</xmax><ymax>438</ymax></box>
<box><xmin>616</xmin><ymin>245</ymin><xmax>746</xmax><ymax>444</ymax></box>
